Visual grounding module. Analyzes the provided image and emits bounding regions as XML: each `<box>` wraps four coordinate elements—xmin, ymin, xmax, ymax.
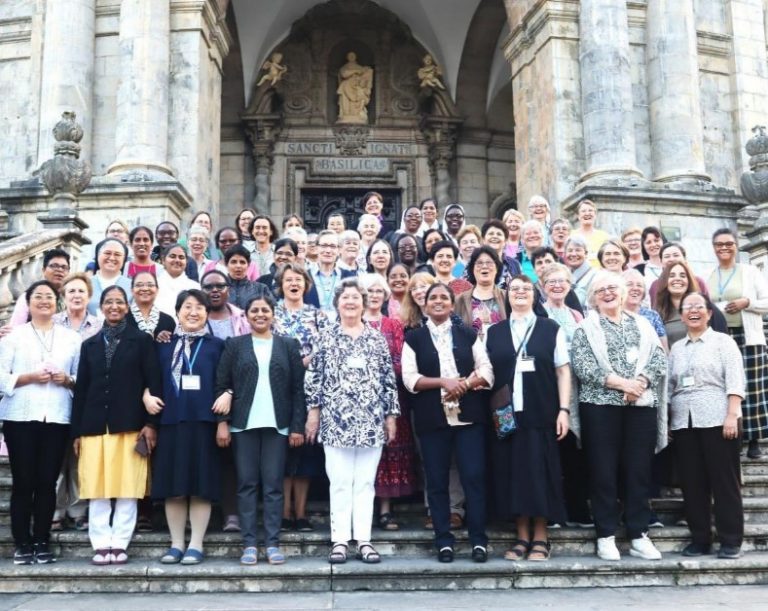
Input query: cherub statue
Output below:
<box><xmin>257</xmin><ymin>52</ymin><xmax>287</xmax><ymax>88</ymax></box>
<box><xmin>418</xmin><ymin>54</ymin><xmax>445</xmax><ymax>90</ymax></box>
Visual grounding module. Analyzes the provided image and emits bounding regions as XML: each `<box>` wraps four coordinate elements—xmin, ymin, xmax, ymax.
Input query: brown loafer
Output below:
<box><xmin>449</xmin><ymin>513</ymin><xmax>463</xmax><ymax>529</ymax></box>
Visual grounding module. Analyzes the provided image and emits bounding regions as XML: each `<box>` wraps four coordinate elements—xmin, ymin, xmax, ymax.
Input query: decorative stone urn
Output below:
<box><xmin>741</xmin><ymin>126</ymin><xmax>768</xmax><ymax>207</ymax></box>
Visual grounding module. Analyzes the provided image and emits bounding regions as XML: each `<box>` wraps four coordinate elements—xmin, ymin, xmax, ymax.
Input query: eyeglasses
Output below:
<box><xmin>367</xmin><ymin>288</ymin><xmax>386</xmax><ymax>295</ymax></box>
<box><xmin>46</xmin><ymin>263</ymin><xmax>70</xmax><ymax>271</ymax></box>
<box><xmin>713</xmin><ymin>241</ymin><xmax>736</xmax><ymax>249</ymax></box>
<box><xmin>594</xmin><ymin>285</ymin><xmax>619</xmax><ymax>296</ymax></box>
<box><xmin>509</xmin><ymin>286</ymin><xmax>534</xmax><ymax>293</ymax></box>
<box><xmin>318</xmin><ymin>244</ymin><xmax>338</xmax><ymax>250</ymax></box>
<box><xmin>100</xmin><ymin>251</ymin><xmax>123</xmax><ymax>260</ymax></box>
<box><xmin>133</xmin><ymin>282</ymin><xmax>157</xmax><ymax>289</ymax></box>
<box><xmin>202</xmin><ymin>283</ymin><xmax>228</xmax><ymax>291</ymax></box>
<box><xmin>474</xmin><ymin>261</ymin><xmax>496</xmax><ymax>269</ymax></box>
<box><xmin>681</xmin><ymin>303</ymin><xmax>707</xmax><ymax>312</ymax></box>
<box><xmin>545</xmin><ymin>278</ymin><xmax>569</xmax><ymax>286</ymax></box>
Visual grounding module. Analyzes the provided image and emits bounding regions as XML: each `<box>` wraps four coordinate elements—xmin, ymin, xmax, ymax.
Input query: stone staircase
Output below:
<box><xmin>1</xmin><ymin>453</ymin><xmax>768</xmax><ymax>593</ymax></box>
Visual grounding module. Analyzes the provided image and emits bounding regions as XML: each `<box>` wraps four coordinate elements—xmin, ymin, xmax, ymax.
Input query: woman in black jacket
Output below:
<box><xmin>214</xmin><ymin>293</ymin><xmax>306</xmax><ymax>566</ymax></box>
<box><xmin>72</xmin><ymin>285</ymin><xmax>161</xmax><ymax>566</ymax></box>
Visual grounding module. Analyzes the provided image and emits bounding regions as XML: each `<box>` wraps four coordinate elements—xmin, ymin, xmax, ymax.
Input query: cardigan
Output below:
<box><xmin>215</xmin><ymin>333</ymin><xmax>306</xmax><ymax>434</ymax></box>
<box><xmin>707</xmin><ymin>263</ymin><xmax>768</xmax><ymax>346</ymax></box>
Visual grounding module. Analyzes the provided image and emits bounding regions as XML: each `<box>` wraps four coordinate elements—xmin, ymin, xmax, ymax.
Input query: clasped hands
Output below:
<box><xmin>621</xmin><ymin>376</ymin><xmax>648</xmax><ymax>404</ymax></box>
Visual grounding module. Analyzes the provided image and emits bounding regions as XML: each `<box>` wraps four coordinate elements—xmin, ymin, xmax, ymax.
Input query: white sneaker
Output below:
<box><xmin>629</xmin><ymin>533</ymin><xmax>662</xmax><ymax>560</ymax></box>
<box><xmin>596</xmin><ymin>536</ymin><xmax>621</xmax><ymax>561</ymax></box>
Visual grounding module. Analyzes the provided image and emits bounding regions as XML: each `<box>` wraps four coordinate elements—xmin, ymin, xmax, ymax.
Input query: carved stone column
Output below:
<box><xmin>742</xmin><ymin>126</ymin><xmax>768</xmax><ymax>266</ymax></box>
<box><xmin>36</xmin><ymin>0</ymin><xmax>96</xmax><ymax>167</ymax></box>
<box><xmin>579</xmin><ymin>0</ymin><xmax>642</xmax><ymax>182</ymax></box>
<box><xmin>107</xmin><ymin>0</ymin><xmax>172</xmax><ymax>177</ymax></box>
<box><xmin>242</xmin><ymin>114</ymin><xmax>282</xmax><ymax>212</ymax></box>
<box><xmin>646</xmin><ymin>0</ymin><xmax>709</xmax><ymax>183</ymax></box>
<box><xmin>422</xmin><ymin>117</ymin><xmax>461</xmax><ymax>205</ymax></box>
<box><xmin>38</xmin><ymin>112</ymin><xmax>92</xmax><ymax>231</ymax></box>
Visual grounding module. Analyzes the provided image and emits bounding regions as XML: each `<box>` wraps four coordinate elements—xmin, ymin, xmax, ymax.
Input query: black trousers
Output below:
<box><xmin>559</xmin><ymin>431</ymin><xmax>591</xmax><ymax>523</ymax></box>
<box><xmin>3</xmin><ymin>420</ymin><xmax>70</xmax><ymax>546</ymax></box>
<box><xmin>580</xmin><ymin>403</ymin><xmax>656</xmax><ymax>539</ymax></box>
<box><xmin>419</xmin><ymin>423</ymin><xmax>488</xmax><ymax>550</ymax></box>
<box><xmin>674</xmin><ymin>426</ymin><xmax>743</xmax><ymax>547</ymax></box>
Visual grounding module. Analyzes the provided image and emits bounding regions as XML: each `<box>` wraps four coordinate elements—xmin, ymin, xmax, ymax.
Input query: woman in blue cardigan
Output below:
<box><xmin>144</xmin><ymin>289</ymin><xmax>228</xmax><ymax>566</ymax></box>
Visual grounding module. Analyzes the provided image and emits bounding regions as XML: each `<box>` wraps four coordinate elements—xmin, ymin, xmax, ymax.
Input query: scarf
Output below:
<box><xmin>578</xmin><ymin>310</ymin><xmax>668</xmax><ymax>452</ymax></box>
<box><xmin>426</xmin><ymin>318</ymin><xmax>461</xmax><ymax>416</ymax></box>
<box><xmin>130</xmin><ymin>302</ymin><xmax>160</xmax><ymax>336</ymax></box>
<box><xmin>170</xmin><ymin>326</ymin><xmax>209</xmax><ymax>395</ymax></box>
<box><xmin>102</xmin><ymin>318</ymin><xmax>127</xmax><ymax>370</ymax></box>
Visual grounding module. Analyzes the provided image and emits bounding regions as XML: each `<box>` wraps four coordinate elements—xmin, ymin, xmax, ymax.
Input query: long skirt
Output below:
<box><xmin>375</xmin><ymin>400</ymin><xmax>419</xmax><ymax>498</ymax></box>
<box><xmin>490</xmin><ymin>426</ymin><xmax>566</xmax><ymax>523</ymax></box>
<box><xmin>728</xmin><ymin>327</ymin><xmax>768</xmax><ymax>440</ymax></box>
<box><xmin>79</xmin><ymin>431</ymin><xmax>148</xmax><ymax>499</ymax></box>
<box><xmin>151</xmin><ymin>421</ymin><xmax>221</xmax><ymax>502</ymax></box>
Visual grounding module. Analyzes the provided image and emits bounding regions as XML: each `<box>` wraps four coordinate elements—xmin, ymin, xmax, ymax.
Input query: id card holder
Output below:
<box><xmin>181</xmin><ymin>374</ymin><xmax>201</xmax><ymax>390</ymax></box>
<box><xmin>681</xmin><ymin>375</ymin><xmax>695</xmax><ymax>388</ymax></box>
<box><xmin>347</xmin><ymin>356</ymin><xmax>365</xmax><ymax>369</ymax></box>
<box><xmin>518</xmin><ymin>357</ymin><xmax>536</xmax><ymax>373</ymax></box>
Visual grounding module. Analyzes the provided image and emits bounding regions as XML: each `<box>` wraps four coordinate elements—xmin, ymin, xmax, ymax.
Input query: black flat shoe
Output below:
<box><xmin>718</xmin><ymin>544</ymin><xmax>742</xmax><ymax>559</ymax></box>
<box><xmin>471</xmin><ymin>545</ymin><xmax>487</xmax><ymax>563</ymax></box>
<box><xmin>747</xmin><ymin>440</ymin><xmax>762</xmax><ymax>459</ymax></box>
<box><xmin>437</xmin><ymin>546</ymin><xmax>454</xmax><ymax>563</ymax></box>
<box><xmin>682</xmin><ymin>542</ymin><xmax>712</xmax><ymax>557</ymax></box>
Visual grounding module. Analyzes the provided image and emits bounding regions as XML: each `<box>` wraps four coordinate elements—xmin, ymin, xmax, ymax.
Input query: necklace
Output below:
<box><xmin>31</xmin><ymin>324</ymin><xmax>55</xmax><ymax>359</ymax></box>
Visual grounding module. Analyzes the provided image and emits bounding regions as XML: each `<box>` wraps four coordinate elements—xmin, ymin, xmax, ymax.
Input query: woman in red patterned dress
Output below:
<box><xmin>360</xmin><ymin>273</ymin><xmax>418</xmax><ymax>530</ymax></box>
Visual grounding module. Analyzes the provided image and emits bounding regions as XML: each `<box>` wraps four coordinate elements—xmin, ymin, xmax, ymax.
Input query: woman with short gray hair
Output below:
<box><xmin>305</xmin><ymin>278</ymin><xmax>400</xmax><ymax>564</ymax></box>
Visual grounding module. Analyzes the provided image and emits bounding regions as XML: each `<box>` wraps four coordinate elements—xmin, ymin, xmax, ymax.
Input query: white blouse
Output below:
<box><xmin>155</xmin><ymin>270</ymin><xmax>200</xmax><ymax>320</ymax></box>
<box><xmin>0</xmin><ymin>323</ymin><xmax>81</xmax><ymax>424</ymax></box>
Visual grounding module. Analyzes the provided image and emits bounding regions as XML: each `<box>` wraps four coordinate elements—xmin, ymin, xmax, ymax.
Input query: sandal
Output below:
<box><xmin>181</xmin><ymin>548</ymin><xmax>204</xmax><ymax>565</ymax></box>
<box><xmin>91</xmin><ymin>548</ymin><xmax>111</xmax><ymax>566</ymax></box>
<box><xmin>240</xmin><ymin>546</ymin><xmax>258</xmax><ymax>565</ymax></box>
<box><xmin>528</xmin><ymin>540</ymin><xmax>551</xmax><ymax>562</ymax></box>
<box><xmin>50</xmin><ymin>519</ymin><xmax>65</xmax><ymax>532</ymax></box>
<box><xmin>328</xmin><ymin>542</ymin><xmax>348</xmax><ymax>564</ymax></box>
<box><xmin>377</xmin><ymin>512</ymin><xmax>400</xmax><ymax>531</ymax></box>
<box><xmin>356</xmin><ymin>543</ymin><xmax>381</xmax><ymax>564</ymax></box>
<box><xmin>504</xmin><ymin>539</ymin><xmax>531</xmax><ymax>561</ymax></box>
<box><xmin>110</xmin><ymin>548</ymin><xmax>128</xmax><ymax>564</ymax></box>
<box><xmin>266</xmin><ymin>546</ymin><xmax>285</xmax><ymax>565</ymax></box>
<box><xmin>160</xmin><ymin>547</ymin><xmax>184</xmax><ymax>564</ymax></box>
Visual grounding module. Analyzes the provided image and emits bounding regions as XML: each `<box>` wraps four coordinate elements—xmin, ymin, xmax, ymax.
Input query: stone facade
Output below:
<box><xmin>0</xmin><ymin>0</ymin><xmax>766</xmax><ymax>269</ymax></box>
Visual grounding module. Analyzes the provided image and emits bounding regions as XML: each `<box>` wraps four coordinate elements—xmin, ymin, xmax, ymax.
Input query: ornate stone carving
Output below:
<box><xmin>336</xmin><ymin>52</ymin><xmax>374</xmax><ymax>124</ymax></box>
<box><xmin>243</xmin><ymin>113</ymin><xmax>283</xmax><ymax>211</ymax></box>
<box><xmin>422</xmin><ymin>117</ymin><xmax>462</xmax><ymax>204</ymax></box>
<box><xmin>333</xmin><ymin>126</ymin><xmax>370</xmax><ymax>155</ymax></box>
<box><xmin>256</xmin><ymin>53</ymin><xmax>288</xmax><ymax>88</ymax></box>
<box><xmin>741</xmin><ymin>125</ymin><xmax>768</xmax><ymax>206</ymax></box>
<box><xmin>39</xmin><ymin>112</ymin><xmax>92</xmax><ymax>202</ymax></box>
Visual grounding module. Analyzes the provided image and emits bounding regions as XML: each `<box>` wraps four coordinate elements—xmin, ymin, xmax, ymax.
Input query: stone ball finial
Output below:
<box><xmin>52</xmin><ymin>111</ymin><xmax>84</xmax><ymax>144</ymax></box>
<box><xmin>40</xmin><ymin>111</ymin><xmax>92</xmax><ymax>199</ymax></box>
<box><xmin>741</xmin><ymin>125</ymin><xmax>768</xmax><ymax>205</ymax></box>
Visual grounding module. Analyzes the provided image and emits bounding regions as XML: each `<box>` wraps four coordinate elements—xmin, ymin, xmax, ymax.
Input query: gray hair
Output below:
<box><xmin>283</xmin><ymin>227</ymin><xmax>308</xmax><ymax>241</ymax></box>
<box><xmin>520</xmin><ymin>219</ymin><xmax>544</xmax><ymax>237</ymax></box>
<box><xmin>357</xmin><ymin>213</ymin><xmax>382</xmax><ymax>233</ymax></box>
<box><xmin>564</xmin><ymin>235</ymin><xmax>589</xmax><ymax>252</ymax></box>
<box><xmin>316</xmin><ymin>229</ymin><xmax>339</xmax><ymax>245</ymax></box>
<box><xmin>358</xmin><ymin>272</ymin><xmax>392</xmax><ymax>299</ymax></box>
<box><xmin>527</xmin><ymin>195</ymin><xmax>550</xmax><ymax>210</ymax></box>
<box><xmin>332</xmin><ymin>277</ymin><xmax>368</xmax><ymax>311</ymax></box>
<box><xmin>622</xmin><ymin>268</ymin><xmax>646</xmax><ymax>297</ymax></box>
<box><xmin>339</xmin><ymin>230</ymin><xmax>362</xmax><ymax>245</ymax></box>
<box><xmin>188</xmin><ymin>225</ymin><xmax>210</xmax><ymax>240</ymax></box>
<box><xmin>587</xmin><ymin>270</ymin><xmax>627</xmax><ymax>309</ymax></box>
<box><xmin>539</xmin><ymin>262</ymin><xmax>572</xmax><ymax>284</ymax></box>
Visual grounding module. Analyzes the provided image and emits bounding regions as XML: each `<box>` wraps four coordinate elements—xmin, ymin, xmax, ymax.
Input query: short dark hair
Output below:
<box><xmin>129</xmin><ymin>226</ymin><xmax>154</xmax><ymax>244</ymax></box>
<box><xmin>640</xmin><ymin>226</ymin><xmax>665</xmax><ymax>259</ymax></box>
<box><xmin>275</xmin><ymin>262</ymin><xmax>312</xmax><ymax>297</ymax></box>
<box><xmin>245</xmin><ymin>292</ymin><xmax>276</xmax><ymax>313</ymax></box>
<box><xmin>679</xmin><ymin>291</ymin><xmax>715</xmax><ymax>316</ymax></box>
<box><xmin>161</xmin><ymin>242</ymin><xmax>187</xmax><ymax>259</ymax></box>
<box><xmin>429</xmin><ymin>240</ymin><xmax>459</xmax><ymax>260</ymax></box>
<box><xmin>481</xmin><ymin>219</ymin><xmax>508</xmax><ymax>239</ymax></box>
<box><xmin>282</xmin><ymin>213</ymin><xmax>303</xmax><ymax>229</ymax></box>
<box><xmin>175</xmin><ymin>288</ymin><xmax>211</xmax><ymax>313</ymax></box>
<box><xmin>273</xmin><ymin>237</ymin><xmax>299</xmax><ymax>255</ymax></box>
<box><xmin>660</xmin><ymin>241</ymin><xmax>687</xmax><ymax>259</ymax></box>
<box><xmin>424</xmin><ymin>281</ymin><xmax>456</xmax><ymax>305</ymax></box>
<box><xmin>224</xmin><ymin>244</ymin><xmax>251</xmax><ymax>263</ymax></box>
<box><xmin>712</xmin><ymin>227</ymin><xmax>737</xmax><ymax>243</ymax></box>
<box><xmin>43</xmin><ymin>248</ymin><xmax>71</xmax><ymax>269</ymax></box>
<box><xmin>466</xmin><ymin>245</ymin><xmax>502</xmax><ymax>285</ymax></box>
<box><xmin>422</xmin><ymin>228</ymin><xmax>447</xmax><ymax>246</ymax></box>
<box><xmin>531</xmin><ymin>246</ymin><xmax>559</xmax><ymax>266</ymax></box>
<box><xmin>25</xmin><ymin>280</ymin><xmax>58</xmax><ymax>306</ymax></box>
<box><xmin>214</xmin><ymin>226</ymin><xmax>240</xmax><ymax>248</ymax></box>
<box><xmin>99</xmin><ymin>284</ymin><xmax>129</xmax><ymax>306</ymax></box>
<box><xmin>249</xmin><ymin>215</ymin><xmax>278</xmax><ymax>242</ymax></box>
<box><xmin>155</xmin><ymin>220</ymin><xmax>179</xmax><ymax>234</ymax></box>
<box><xmin>420</xmin><ymin>197</ymin><xmax>437</xmax><ymax>209</ymax></box>
<box><xmin>130</xmin><ymin>271</ymin><xmax>158</xmax><ymax>288</ymax></box>
<box><xmin>200</xmin><ymin>270</ymin><xmax>229</xmax><ymax>287</ymax></box>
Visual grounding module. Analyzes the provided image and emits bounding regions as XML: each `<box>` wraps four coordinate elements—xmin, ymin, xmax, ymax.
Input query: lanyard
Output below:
<box><xmin>511</xmin><ymin>318</ymin><xmax>535</xmax><ymax>358</ymax></box>
<box><xmin>315</xmin><ymin>270</ymin><xmax>338</xmax><ymax>311</ymax></box>
<box><xmin>183</xmin><ymin>337</ymin><xmax>204</xmax><ymax>375</ymax></box>
<box><xmin>717</xmin><ymin>266</ymin><xmax>737</xmax><ymax>298</ymax></box>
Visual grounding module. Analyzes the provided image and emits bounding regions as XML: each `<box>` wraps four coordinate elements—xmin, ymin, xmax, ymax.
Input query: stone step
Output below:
<box><xmin>653</xmin><ymin>497</ymin><xmax>768</xmax><ymax>524</ymax></box>
<box><xmin>1</xmin><ymin>524</ymin><xmax>767</xmax><ymax>560</ymax></box>
<box><xmin>2</xmin><ymin>553</ymin><xmax>768</xmax><ymax>593</ymax></box>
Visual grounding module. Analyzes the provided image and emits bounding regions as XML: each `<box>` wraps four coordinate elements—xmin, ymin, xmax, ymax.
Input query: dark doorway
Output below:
<box><xmin>300</xmin><ymin>188</ymin><xmax>402</xmax><ymax>233</ymax></box>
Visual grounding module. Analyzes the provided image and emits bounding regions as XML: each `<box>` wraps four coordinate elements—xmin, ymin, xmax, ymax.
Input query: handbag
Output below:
<box><xmin>490</xmin><ymin>383</ymin><xmax>517</xmax><ymax>439</ymax></box>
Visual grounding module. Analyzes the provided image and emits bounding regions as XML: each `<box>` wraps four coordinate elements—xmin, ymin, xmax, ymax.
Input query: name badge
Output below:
<box><xmin>518</xmin><ymin>357</ymin><xmax>536</xmax><ymax>373</ymax></box>
<box><xmin>714</xmin><ymin>301</ymin><xmax>728</xmax><ymax>312</ymax></box>
<box><xmin>681</xmin><ymin>376</ymin><xmax>695</xmax><ymax>388</ymax></box>
<box><xmin>347</xmin><ymin>356</ymin><xmax>366</xmax><ymax>369</ymax></box>
<box><xmin>181</xmin><ymin>375</ymin><xmax>201</xmax><ymax>391</ymax></box>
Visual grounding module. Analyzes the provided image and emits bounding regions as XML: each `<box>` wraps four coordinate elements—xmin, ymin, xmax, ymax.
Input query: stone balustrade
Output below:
<box><xmin>0</xmin><ymin>229</ymin><xmax>90</xmax><ymax>324</ymax></box>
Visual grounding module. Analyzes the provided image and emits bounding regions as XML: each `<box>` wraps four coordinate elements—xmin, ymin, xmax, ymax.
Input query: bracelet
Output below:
<box><xmin>559</xmin><ymin>407</ymin><xmax>571</xmax><ymax>414</ymax></box>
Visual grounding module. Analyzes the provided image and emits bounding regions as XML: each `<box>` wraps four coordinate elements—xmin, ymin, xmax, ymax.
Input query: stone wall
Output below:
<box><xmin>0</xmin><ymin>0</ymin><xmax>40</xmax><ymax>187</ymax></box>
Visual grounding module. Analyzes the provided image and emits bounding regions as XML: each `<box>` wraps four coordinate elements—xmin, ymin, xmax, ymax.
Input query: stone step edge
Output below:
<box><xmin>2</xmin><ymin>554</ymin><xmax>768</xmax><ymax>593</ymax></box>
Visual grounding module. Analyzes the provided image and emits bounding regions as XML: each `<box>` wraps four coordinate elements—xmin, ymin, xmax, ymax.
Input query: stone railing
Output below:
<box><xmin>0</xmin><ymin>229</ymin><xmax>89</xmax><ymax>324</ymax></box>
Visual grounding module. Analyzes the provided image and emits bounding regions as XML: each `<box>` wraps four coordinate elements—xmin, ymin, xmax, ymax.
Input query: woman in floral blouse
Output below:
<box><xmin>272</xmin><ymin>263</ymin><xmax>328</xmax><ymax>533</ymax></box>
<box><xmin>454</xmin><ymin>246</ymin><xmax>507</xmax><ymax>342</ymax></box>
<box><xmin>360</xmin><ymin>273</ymin><xmax>417</xmax><ymax>531</ymax></box>
<box><xmin>570</xmin><ymin>270</ymin><xmax>667</xmax><ymax>563</ymax></box>
<box><xmin>305</xmin><ymin>278</ymin><xmax>399</xmax><ymax>565</ymax></box>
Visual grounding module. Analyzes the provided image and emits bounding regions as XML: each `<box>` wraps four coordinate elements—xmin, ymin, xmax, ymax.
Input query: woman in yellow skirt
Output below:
<box><xmin>72</xmin><ymin>285</ymin><xmax>161</xmax><ymax>565</ymax></box>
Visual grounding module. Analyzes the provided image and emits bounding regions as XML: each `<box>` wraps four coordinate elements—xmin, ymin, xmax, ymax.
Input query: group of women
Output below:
<box><xmin>0</xmin><ymin>199</ymin><xmax>760</xmax><ymax>569</ymax></box>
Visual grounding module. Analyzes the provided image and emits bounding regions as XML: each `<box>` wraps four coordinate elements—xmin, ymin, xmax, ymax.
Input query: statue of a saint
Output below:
<box><xmin>418</xmin><ymin>54</ymin><xmax>446</xmax><ymax>90</ymax></box>
<box><xmin>336</xmin><ymin>52</ymin><xmax>374</xmax><ymax>124</ymax></box>
<box><xmin>256</xmin><ymin>52</ymin><xmax>288</xmax><ymax>88</ymax></box>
